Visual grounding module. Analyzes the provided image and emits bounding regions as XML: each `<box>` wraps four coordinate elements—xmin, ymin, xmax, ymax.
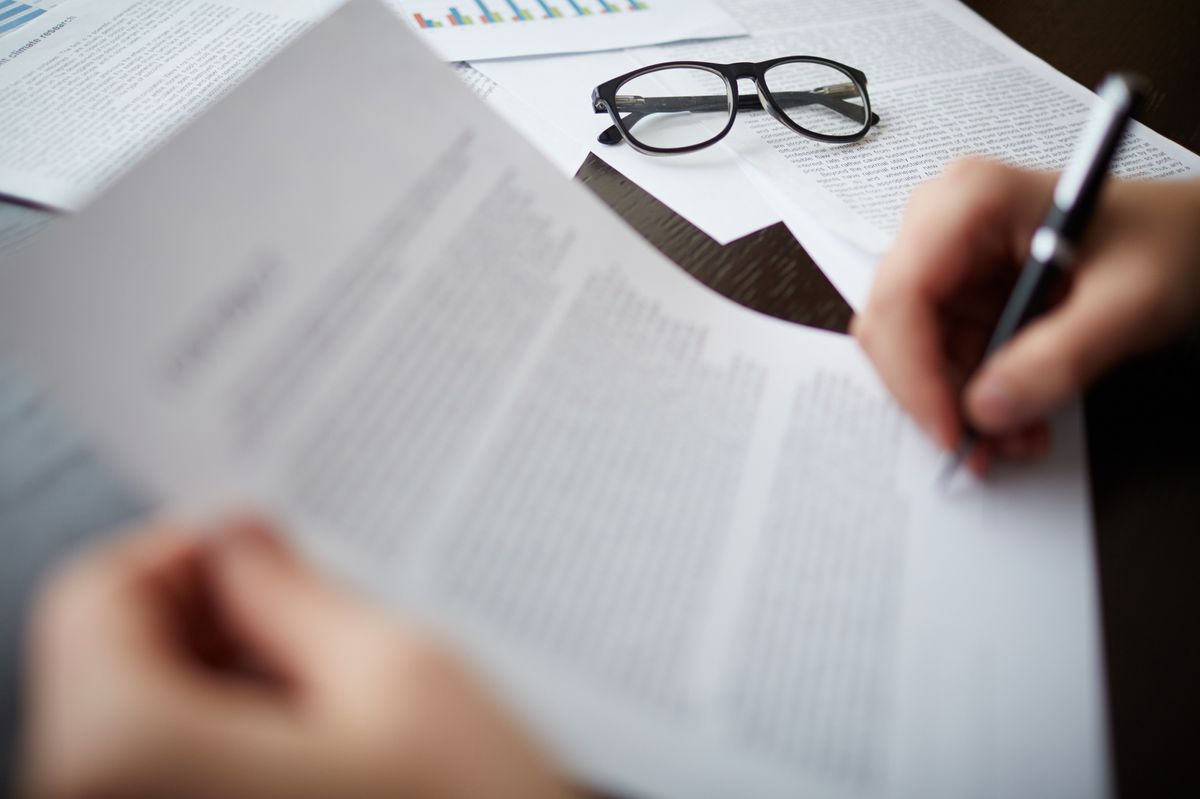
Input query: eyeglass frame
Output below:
<box><xmin>591</xmin><ymin>56</ymin><xmax>880</xmax><ymax>156</ymax></box>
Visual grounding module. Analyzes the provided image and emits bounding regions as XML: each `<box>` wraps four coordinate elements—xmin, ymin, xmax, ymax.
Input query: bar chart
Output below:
<box><xmin>392</xmin><ymin>0</ymin><xmax>740</xmax><ymax>62</ymax></box>
<box><xmin>0</xmin><ymin>1</ymin><xmax>48</xmax><ymax>36</ymax></box>
<box><xmin>411</xmin><ymin>1</ymin><xmax>649</xmax><ymax>29</ymax></box>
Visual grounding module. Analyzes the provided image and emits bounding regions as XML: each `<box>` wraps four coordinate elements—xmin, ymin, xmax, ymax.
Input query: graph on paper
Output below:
<box><xmin>388</xmin><ymin>0</ymin><xmax>743</xmax><ymax>61</ymax></box>
<box><xmin>0</xmin><ymin>0</ymin><xmax>67</xmax><ymax>37</ymax></box>
<box><xmin>411</xmin><ymin>1</ymin><xmax>648</xmax><ymax>29</ymax></box>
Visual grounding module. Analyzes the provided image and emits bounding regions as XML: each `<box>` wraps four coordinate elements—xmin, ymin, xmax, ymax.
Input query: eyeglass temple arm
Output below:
<box><xmin>596</xmin><ymin>88</ymin><xmax>880</xmax><ymax>145</ymax></box>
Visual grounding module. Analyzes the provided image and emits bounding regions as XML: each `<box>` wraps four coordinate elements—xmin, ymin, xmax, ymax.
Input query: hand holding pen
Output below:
<box><xmin>853</xmin><ymin>75</ymin><xmax>1200</xmax><ymax>475</ymax></box>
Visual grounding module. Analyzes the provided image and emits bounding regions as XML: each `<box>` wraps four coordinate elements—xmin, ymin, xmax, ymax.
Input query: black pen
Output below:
<box><xmin>941</xmin><ymin>73</ymin><xmax>1145</xmax><ymax>482</ymax></box>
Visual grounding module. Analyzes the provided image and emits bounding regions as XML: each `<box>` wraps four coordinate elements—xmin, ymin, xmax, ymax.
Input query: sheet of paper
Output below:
<box><xmin>0</xmin><ymin>0</ymin><xmax>592</xmax><ymax>210</ymax></box>
<box><xmin>634</xmin><ymin>0</ymin><xmax>1200</xmax><ymax>253</ymax></box>
<box><xmin>0</xmin><ymin>0</ymin><xmax>344</xmax><ymax>210</ymax></box>
<box><xmin>456</xmin><ymin>62</ymin><xmax>587</xmax><ymax>176</ymax></box>
<box><xmin>0</xmin><ymin>3</ymin><xmax>1108</xmax><ymax>798</ymax></box>
<box><xmin>385</xmin><ymin>0</ymin><xmax>744</xmax><ymax>61</ymax></box>
<box><xmin>474</xmin><ymin>51</ymin><xmax>784</xmax><ymax>244</ymax></box>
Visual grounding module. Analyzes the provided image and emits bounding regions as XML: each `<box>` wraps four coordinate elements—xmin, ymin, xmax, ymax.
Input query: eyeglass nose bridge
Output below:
<box><xmin>725</xmin><ymin>62</ymin><xmax>759</xmax><ymax>81</ymax></box>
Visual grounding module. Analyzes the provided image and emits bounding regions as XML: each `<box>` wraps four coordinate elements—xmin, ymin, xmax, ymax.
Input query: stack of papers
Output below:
<box><xmin>468</xmin><ymin>0</ymin><xmax>1200</xmax><ymax>305</ymax></box>
<box><xmin>1</xmin><ymin>5</ymin><xmax>1111</xmax><ymax>797</ymax></box>
<box><xmin>3</xmin><ymin>0</ymin><xmax>1197</xmax><ymax>308</ymax></box>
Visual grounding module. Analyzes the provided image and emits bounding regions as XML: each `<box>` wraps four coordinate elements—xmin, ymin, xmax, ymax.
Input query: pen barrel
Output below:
<box><xmin>980</xmin><ymin>74</ymin><xmax>1146</xmax><ymax>362</ymax></box>
<box><xmin>982</xmin><ymin>255</ymin><xmax>1061</xmax><ymax>360</ymax></box>
<box><xmin>1053</xmin><ymin>73</ymin><xmax>1145</xmax><ymax>241</ymax></box>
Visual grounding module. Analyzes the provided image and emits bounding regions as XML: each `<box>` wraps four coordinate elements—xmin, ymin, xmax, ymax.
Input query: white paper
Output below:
<box><xmin>639</xmin><ymin>0</ymin><xmax>1200</xmax><ymax>253</ymax></box>
<box><xmin>385</xmin><ymin>0</ymin><xmax>744</xmax><ymax>62</ymax></box>
<box><xmin>456</xmin><ymin>62</ymin><xmax>587</xmax><ymax>176</ymax></box>
<box><xmin>0</xmin><ymin>0</ymin><xmax>339</xmax><ymax>210</ymax></box>
<box><xmin>0</xmin><ymin>3</ymin><xmax>1108</xmax><ymax>797</ymax></box>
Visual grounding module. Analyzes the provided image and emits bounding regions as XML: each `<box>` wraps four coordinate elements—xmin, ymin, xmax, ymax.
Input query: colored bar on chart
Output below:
<box><xmin>0</xmin><ymin>7</ymin><xmax>43</xmax><ymax>34</ymax></box>
<box><xmin>505</xmin><ymin>0</ymin><xmax>533</xmax><ymax>21</ymax></box>
<box><xmin>412</xmin><ymin>0</ymin><xmax>644</xmax><ymax>28</ymax></box>
<box><xmin>475</xmin><ymin>0</ymin><xmax>500</xmax><ymax>22</ymax></box>
<box><xmin>0</xmin><ymin>3</ymin><xmax>32</xmax><ymax>23</ymax></box>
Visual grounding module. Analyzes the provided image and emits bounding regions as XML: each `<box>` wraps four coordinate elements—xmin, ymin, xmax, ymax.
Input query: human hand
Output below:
<box><xmin>853</xmin><ymin>159</ymin><xmax>1200</xmax><ymax>471</ymax></box>
<box><xmin>20</xmin><ymin>515</ymin><xmax>578</xmax><ymax>799</ymax></box>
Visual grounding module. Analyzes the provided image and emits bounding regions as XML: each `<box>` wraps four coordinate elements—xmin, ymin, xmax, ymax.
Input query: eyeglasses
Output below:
<box><xmin>591</xmin><ymin>56</ymin><xmax>880</xmax><ymax>155</ymax></box>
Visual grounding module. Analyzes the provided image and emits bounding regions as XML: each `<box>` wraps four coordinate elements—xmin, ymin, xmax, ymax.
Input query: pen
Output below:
<box><xmin>941</xmin><ymin>72</ymin><xmax>1145</xmax><ymax>482</ymax></box>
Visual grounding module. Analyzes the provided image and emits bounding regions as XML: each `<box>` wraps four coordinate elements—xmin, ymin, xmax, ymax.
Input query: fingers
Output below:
<box><xmin>21</xmin><ymin>520</ymin><xmax>300</xmax><ymax>799</ymax></box>
<box><xmin>204</xmin><ymin>514</ymin><xmax>395</xmax><ymax>697</ymax></box>
<box><xmin>852</xmin><ymin>301</ymin><xmax>959</xmax><ymax>449</ymax></box>
<box><xmin>26</xmin><ymin>520</ymin><xmax>205</xmax><ymax>691</ymax></box>
<box><xmin>963</xmin><ymin>258</ymin><xmax>1160</xmax><ymax>433</ymax></box>
<box><xmin>855</xmin><ymin>160</ymin><xmax>1055</xmax><ymax>450</ymax></box>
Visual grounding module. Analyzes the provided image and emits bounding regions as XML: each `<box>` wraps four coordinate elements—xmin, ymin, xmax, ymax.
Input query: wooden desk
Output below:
<box><xmin>576</xmin><ymin>2</ymin><xmax>1200</xmax><ymax>796</ymax></box>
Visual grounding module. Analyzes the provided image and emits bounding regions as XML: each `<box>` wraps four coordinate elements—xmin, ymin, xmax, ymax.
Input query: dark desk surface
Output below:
<box><xmin>576</xmin><ymin>2</ymin><xmax>1200</xmax><ymax>796</ymax></box>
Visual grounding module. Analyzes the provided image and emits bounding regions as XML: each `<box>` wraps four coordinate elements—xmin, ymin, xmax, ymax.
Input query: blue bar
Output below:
<box><xmin>449</xmin><ymin>6</ymin><xmax>465</xmax><ymax>24</ymax></box>
<box><xmin>475</xmin><ymin>0</ymin><xmax>493</xmax><ymax>20</ymax></box>
<box><xmin>567</xmin><ymin>0</ymin><xmax>584</xmax><ymax>13</ymax></box>
<box><xmin>0</xmin><ymin>1</ymin><xmax>15</xmax><ymax>9</ymax></box>
<box><xmin>536</xmin><ymin>0</ymin><xmax>552</xmax><ymax>17</ymax></box>
<box><xmin>0</xmin><ymin>3</ymin><xmax>30</xmax><ymax>23</ymax></box>
<box><xmin>0</xmin><ymin>7</ymin><xmax>42</xmax><ymax>32</ymax></box>
<box><xmin>506</xmin><ymin>0</ymin><xmax>522</xmax><ymax>18</ymax></box>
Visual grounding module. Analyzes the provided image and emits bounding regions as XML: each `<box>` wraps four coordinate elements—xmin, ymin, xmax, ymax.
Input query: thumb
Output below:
<box><xmin>205</xmin><ymin>515</ymin><xmax>377</xmax><ymax>695</ymax></box>
<box><xmin>964</xmin><ymin>269</ymin><xmax>1153</xmax><ymax>433</ymax></box>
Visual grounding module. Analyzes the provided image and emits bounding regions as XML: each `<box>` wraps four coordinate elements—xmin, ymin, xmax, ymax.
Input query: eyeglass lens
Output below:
<box><xmin>762</xmin><ymin>61</ymin><xmax>868</xmax><ymax>138</ymax></box>
<box><xmin>614</xmin><ymin>66</ymin><xmax>732</xmax><ymax>150</ymax></box>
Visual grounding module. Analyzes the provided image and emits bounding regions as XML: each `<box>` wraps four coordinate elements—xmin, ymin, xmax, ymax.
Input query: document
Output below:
<box><xmin>456</xmin><ymin>62</ymin><xmax>588</xmax><ymax>176</ymax></box>
<box><xmin>0</xmin><ymin>0</ymin><xmax>594</xmax><ymax>209</ymax></box>
<box><xmin>0</xmin><ymin>3</ymin><xmax>1108</xmax><ymax>798</ymax></box>
<box><xmin>0</xmin><ymin>0</ymin><xmax>339</xmax><ymax>210</ymax></box>
<box><xmin>634</xmin><ymin>0</ymin><xmax>1200</xmax><ymax>252</ymax></box>
<box><xmin>388</xmin><ymin>0</ymin><xmax>744</xmax><ymax>62</ymax></box>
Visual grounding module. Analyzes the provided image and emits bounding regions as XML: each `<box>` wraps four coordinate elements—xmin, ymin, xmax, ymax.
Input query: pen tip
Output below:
<box><xmin>937</xmin><ymin>455</ymin><xmax>961</xmax><ymax>488</ymax></box>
